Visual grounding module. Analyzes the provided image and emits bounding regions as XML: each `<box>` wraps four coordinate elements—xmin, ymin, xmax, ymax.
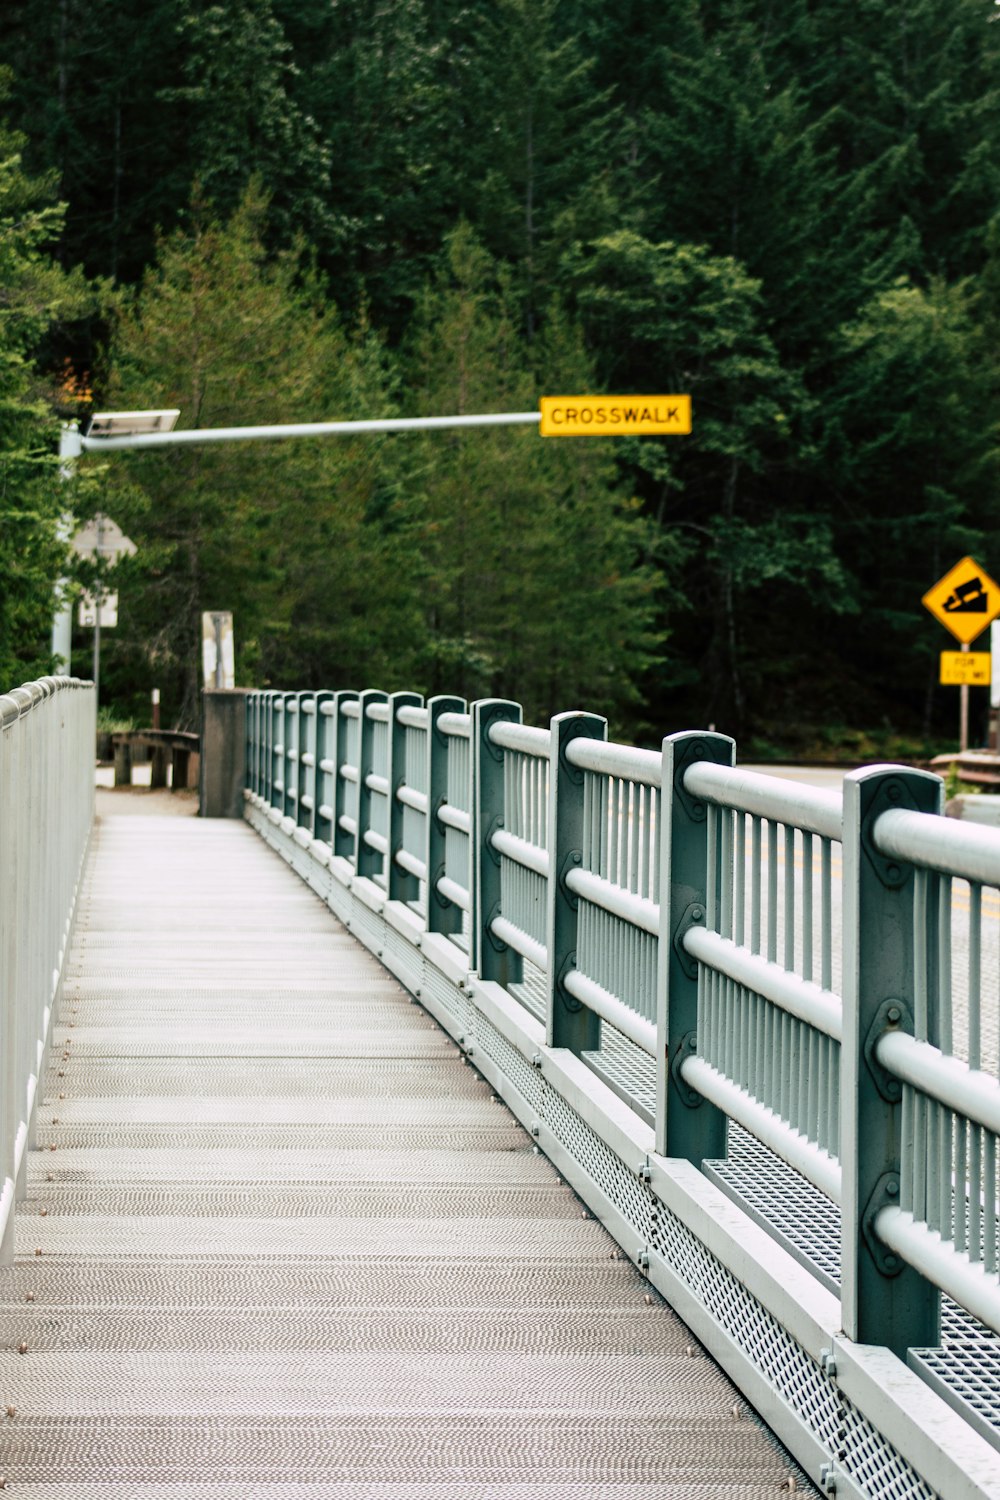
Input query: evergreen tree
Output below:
<box><xmin>0</xmin><ymin>77</ymin><xmax>93</xmax><ymax>686</ymax></box>
<box><xmin>97</xmin><ymin>187</ymin><xmax>422</xmax><ymax>723</ymax></box>
<box><xmin>403</xmin><ymin>223</ymin><xmax>663</xmax><ymax>730</ymax></box>
<box><xmin>3</xmin><ymin>0</ymin><xmax>189</xmax><ymax>282</ymax></box>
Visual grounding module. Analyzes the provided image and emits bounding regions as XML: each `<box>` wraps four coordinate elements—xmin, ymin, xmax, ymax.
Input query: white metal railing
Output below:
<box><xmin>0</xmin><ymin>676</ymin><xmax>94</xmax><ymax>1261</ymax></box>
<box><xmin>244</xmin><ymin>689</ymin><xmax>1000</xmax><ymax>1496</ymax></box>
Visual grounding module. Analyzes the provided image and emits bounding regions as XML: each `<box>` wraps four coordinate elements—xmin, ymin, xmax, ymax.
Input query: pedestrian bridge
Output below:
<box><xmin>1</xmin><ymin>678</ymin><xmax>999</xmax><ymax>1498</ymax></box>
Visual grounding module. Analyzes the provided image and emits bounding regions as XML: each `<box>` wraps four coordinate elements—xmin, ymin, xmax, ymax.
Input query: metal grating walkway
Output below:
<box><xmin>0</xmin><ymin>810</ymin><xmax>811</xmax><ymax>1496</ymax></box>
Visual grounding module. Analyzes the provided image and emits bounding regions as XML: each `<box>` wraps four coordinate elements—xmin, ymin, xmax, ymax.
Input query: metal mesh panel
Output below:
<box><xmin>648</xmin><ymin>1204</ymin><xmax>935</xmax><ymax>1500</ymax></box>
<box><xmin>470</xmin><ymin>1012</ymin><xmax>544</xmax><ymax>1116</ymax></box>
<box><xmin>541</xmin><ymin>1085</ymin><xmax>653</xmax><ymax>1240</ymax></box>
<box><xmin>382</xmin><ymin>922</ymin><xmax>423</xmax><ymax>992</ymax></box>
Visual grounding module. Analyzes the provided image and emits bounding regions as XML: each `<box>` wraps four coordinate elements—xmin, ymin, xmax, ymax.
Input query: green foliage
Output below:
<box><xmin>96</xmin><ymin>187</ymin><xmax>422</xmax><ymax>724</ymax></box>
<box><xmin>402</xmin><ymin>224</ymin><xmax>665</xmax><ymax>729</ymax></box>
<box><xmin>0</xmin><ymin>77</ymin><xmax>94</xmax><ymax>686</ymax></box>
<box><xmin>2</xmin><ymin>1</ymin><xmax>1000</xmax><ymax>743</ymax></box>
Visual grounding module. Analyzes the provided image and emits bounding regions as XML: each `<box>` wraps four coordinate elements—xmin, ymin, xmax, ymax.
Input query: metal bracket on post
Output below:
<box><xmin>546</xmin><ymin>711</ymin><xmax>607</xmax><ymax>1054</ymax></box>
<box><xmin>863</xmin><ymin>997</ymin><xmax>911</xmax><ymax>1102</ymax></box>
<box><xmin>670</xmin><ymin>1030</ymin><xmax>702</xmax><ymax>1108</ymax></box>
<box><xmin>860</xmin><ymin>775</ymin><xmax>926</xmax><ymax>889</ymax></box>
<box><xmin>862</xmin><ymin>1173</ymin><xmax>904</xmax><ymax>1277</ymax></box>
<box><xmin>672</xmin><ymin>900</ymin><xmax>705</xmax><ymax>981</ymax></box>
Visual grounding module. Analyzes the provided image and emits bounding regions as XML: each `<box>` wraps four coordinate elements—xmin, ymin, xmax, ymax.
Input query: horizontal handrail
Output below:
<box><xmin>437</xmin><ymin>875</ymin><xmax>470</xmax><ymax>911</ymax></box>
<box><xmin>876</xmin><ymin>1031</ymin><xmax>1000</xmax><ymax>1136</ymax></box>
<box><xmin>395</xmin><ymin>848</ymin><xmax>426</xmax><ymax>882</ymax></box>
<box><xmin>489</xmin><ymin>721</ymin><xmax>551</xmax><ymax>757</ymax></box>
<box><xmin>565</xmin><ymin>867</ymin><xmax>658</xmax><ymax>937</ymax></box>
<box><xmin>397</xmin><ymin>705</ymin><xmax>428</xmax><ymax>730</ymax></box>
<box><xmin>683</xmin><ymin>762</ymin><xmax>842</xmax><ymax>841</ymax></box>
<box><xmin>438</xmin><ymin>803</ymin><xmax>471</xmax><ymax>835</ymax></box>
<box><xmin>491</xmin><ymin>828</ymin><xmax>549</xmax><ymax>879</ymax></box>
<box><xmin>438</xmin><ymin>712</ymin><xmax>470</xmax><ymax>739</ymax></box>
<box><xmin>490</xmin><ymin>915</ymin><xmax>547</xmax><ymax>972</ymax></box>
<box><xmin>680</xmin><ymin>1054</ymin><xmax>843</xmax><ymax>1203</ymax></box>
<box><xmin>563</xmin><ymin>969</ymin><xmax>656</xmax><ymax>1054</ymax></box>
<box><xmin>874</xmin><ymin>806</ymin><xmax>1000</xmax><ymax>888</ymax></box>
<box><xmin>397</xmin><ymin>786</ymin><xmax>428</xmax><ymax>815</ymax></box>
<box><xmin>566</xmin><ymin>738</ymin><xmax>660</xmax><ymax>787</ymax></box>
<box><xmin>874</xmin><ymin>1206</ymin><xmax>1000</xmax><ymax>1337</ymax></box>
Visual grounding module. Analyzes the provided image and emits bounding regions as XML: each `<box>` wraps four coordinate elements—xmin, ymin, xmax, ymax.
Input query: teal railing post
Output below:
<box><xmin>841</xmin><ymin>765</ymin><xmax>943</xmax><ymax>1355</ymax></box>
<box><xmin>331</xmin><ymin>691</ymin><xmax>359</xmax><ymax>861</ymax></box>
<box><xmin>312</xmin><ymin>691</ymin><xmax>334</xmax><ymax>844</ymax></box>
<box><xmin>271</xmin><ymin>693</ymin><xmax>286</xmax><ymax>812</ymax></box>
<box><xmin>244</xmin><ymin>692</ymin><xmax>256</xmax><ymax>797</ymax></box>
<box><xmin>546</xmin><ymin>710</ymin><xmax>608</xmax><ymax>1052</ymax></box>
<box><xmin>355</xmin><ymin>689</ymin><xmax>389</xmax><ymax>881</ymax></box>
<box><xmin>656</xmin><ymin>730</ymin><xmax>735</xmax><ymax>1162</ymax></box>
<box><xmin>297</xmin><ymin>692</ymin><xmax>315</xmax><ymax>834</ymax></box>
<box><xmin>471</xmin><ymin>699</ymin><xmax>523</xmax><ymax>986</ymax></box>
<box><xmin>386</xmin><ymin>691</ymin><xmax>423</xmax><ymax>902</ymax></box>
<box><xmin>424</xmin><ymin>695</ymin><xmax>466</xmax><ymax>936</ymax></box>
<box><xmin>282</xmin><ymin>693</ymin><xmax>299</xmax><ymax>820</ymax></box>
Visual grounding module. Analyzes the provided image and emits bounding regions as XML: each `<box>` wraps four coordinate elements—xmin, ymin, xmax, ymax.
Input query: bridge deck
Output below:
<box><xmin>1</xmin><ymin>808</ymin><xmax>808</xmax><ymax>1496</ymax></box>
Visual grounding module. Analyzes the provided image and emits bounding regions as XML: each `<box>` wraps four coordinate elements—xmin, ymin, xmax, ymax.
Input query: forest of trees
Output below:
<box><xmin>2</xmin><ymin>0</ymin><xmax>999</xmax><ymax>749</ymax></box>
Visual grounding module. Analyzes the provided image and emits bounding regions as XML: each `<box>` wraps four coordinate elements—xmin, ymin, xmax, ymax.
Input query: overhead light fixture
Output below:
<box><xmin>84</xmin><ymin>409</ymin><xmax>181</xmax><ymax>438</ymax></box>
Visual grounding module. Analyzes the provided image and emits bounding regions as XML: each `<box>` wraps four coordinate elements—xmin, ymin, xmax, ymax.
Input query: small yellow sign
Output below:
<box><xmin>540</xmin><ymin>394</ymin><xmax>691</xmax><ymax>437</ymax></box>
<box><xmin>940</xmin><ymin>651</ymin><xmax>992</xmax><ymax>686</ymax></box>
<box><xmin>922</xmin><ymin>556</ymin><xmax>1000</xmax><ymax>644</ymax></box>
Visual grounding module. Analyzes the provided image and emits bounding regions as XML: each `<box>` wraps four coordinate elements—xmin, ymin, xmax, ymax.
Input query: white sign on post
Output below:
<box><xmin>71</xmin><ymin>513</ymin><xmax>136</xmax><ymax>562</ymax></box>
<box><xmin>202</xmin><ymin>612</ymin><xmax>235</xmax><ymax>690</ymax></box>
<box><xmin>992</xmin><ymin>620</ymin><xmax>1000</xmax><ymax>710</ymax></box>
<box><xmin>78</xmin><ymin>591</ymin><xmax>119</xmax><ymax>628</ymax></box>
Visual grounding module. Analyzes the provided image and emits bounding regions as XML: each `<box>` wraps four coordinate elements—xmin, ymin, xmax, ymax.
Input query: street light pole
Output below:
<box><xmin>51</xmin><ymin>422</ymin><xmax>83</xmax><ymax>674</ymax></box>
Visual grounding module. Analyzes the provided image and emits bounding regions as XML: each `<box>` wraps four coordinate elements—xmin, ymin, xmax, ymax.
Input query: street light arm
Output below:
<box><xmin>80</xmin><ymin>411</ymin><xmax>542</xmax><ymax>451</ymax></box>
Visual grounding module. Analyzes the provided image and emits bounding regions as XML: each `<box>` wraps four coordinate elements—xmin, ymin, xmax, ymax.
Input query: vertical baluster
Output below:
<box><xmin>767</xmin><ymin>820</ymin><xmax>778</xmax><ymax>963</ymax></box>
<box><xmin>720</xmin><ymin>808</ymin><xmax>733</xmax><ymax>941</ymax></box>
<box><xmin>985</xmin><ymin>1131</ymin><xmax>998</xmax><ymax>1275</ymax></box>
<box><xmin>970</xmin><ymin>1123</ymin><xmax>983</xmax><ymax>1266</ymax></box>
<box><xmin>784</xmin><ymin>825</ymin><xmax>795</xmax><ymax>971</ymax></box>
<box><xmin>927</xmin><ymin>1102</ymin><xmax>940</xmax><ymax>1233</ymax></box>
<box><xmin>802</xmin><ymin>832</ymin><xmax>813</xmax><ymax>983</ymax></box>
<box><xmin>913</xmin><ymin>870</ymin><xmax>928</xmax><ymax>1040</ymax></box>
<box><xmin>939</xmin><ymin>876</ymin><xmax>953</xmax><ymax>1056</ymax></box>
<box><xmin>821</xmin><ymin>838</ymin><xmax>832</xmax><ymax>993</ymax></box>
<box><xmin>900</xmin><ymin>1087</ymin><xmax>914</xmax><ymax>1215</ymax></box>
<box><xmin>706</xmin><ymin>805</ymin><xmax>718</xmax><ymax>931</ymax></box>
<box><xmin>734</xmin><ymin>813</ymin><xmax>746</xmax><ymax>948</ymax></box>
<box><xmin>941</xmin><ymin>1106</ymin><xmax>954</xmax><ymax>1247</ymax></box>
<box><xmin>751</xmin><ymin>817</ymin><xmax>762</xmax><ymax>955</ymax></box>
<box><xmin>969</xmin><ymin>884</ymin><xmax>982</xmax><ymax>1070</ymax></box>
<box><xmin>955</xmin><ymin>1115</ymin><xmax>968</xmax><ymax>1255</ymax></box>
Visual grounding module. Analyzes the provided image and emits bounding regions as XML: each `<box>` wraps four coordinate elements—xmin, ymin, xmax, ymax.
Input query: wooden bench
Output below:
<box><xmin>111</xmin><ymin>730</ymin><xmax>200</xmax><ymax>790</ymax></box>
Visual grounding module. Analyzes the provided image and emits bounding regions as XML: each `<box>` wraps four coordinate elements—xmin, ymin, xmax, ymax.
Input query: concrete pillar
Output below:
<box><xmin>200</xmin><ymin>690</ymin><xmax>249</xmax><ymax>818</ymax></box>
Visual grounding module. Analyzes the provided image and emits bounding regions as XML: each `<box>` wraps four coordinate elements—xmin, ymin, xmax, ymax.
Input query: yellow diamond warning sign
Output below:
<box><xmin>539</xmin><ymin>395</ymin><xmax>691</xmax><ymax>437</ymax></box>
<box><xmin>940</xmin><ymin>651</ymin><xmax>991</xmax><ymax>686</ymax></box>
<box><xmin>922</xmin><ymin>556</ymin><xmax>1000</xmax><ymax>644</ymax></box>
